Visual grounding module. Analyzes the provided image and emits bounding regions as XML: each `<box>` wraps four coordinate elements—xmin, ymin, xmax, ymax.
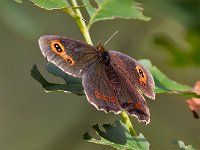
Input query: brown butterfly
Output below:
<box><xmin>39</xmin><ymin>35</ymin><xmax>155</xmax><ymax>124</ymax></box>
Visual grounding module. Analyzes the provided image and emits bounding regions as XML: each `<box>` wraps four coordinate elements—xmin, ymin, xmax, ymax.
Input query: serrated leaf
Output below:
<box><xmin>83</xmin><ymin>0</ymin><xmax>150</xmax><ymax>25</ymax></box>
<box><xmin>173</xmin><ymin>140</ymin><xmax>197</xmax><ymax>150</ymax></box>
<box><xmin>32</xmin><ymin>0</ymin><xmax>70</xmax><ymax>10</ymax></box>
<box><xmin>19</xmin><ymin>0</ymin><xmax>70</xmax><ymax>10</ymax></box>
<box><xmin>83</xmin><ymin>120</ymin><xmax>149</xmax><ymax>150</ymax></box>
<box><xmin>31</xmin><ymin>65</ymin><xmax>84</xmax><ymax>95</ymax></box>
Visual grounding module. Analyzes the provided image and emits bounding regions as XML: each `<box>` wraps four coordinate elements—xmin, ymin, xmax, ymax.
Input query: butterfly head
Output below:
<box><xmin>96</xmin><ymin>42</ymin><xmax>105</xmax><ymax>53</ymax></box>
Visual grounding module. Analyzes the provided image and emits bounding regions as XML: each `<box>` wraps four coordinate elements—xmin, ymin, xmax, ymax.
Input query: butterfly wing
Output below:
<box><xmin>116</xmin><ymin>72</ymin><xmax>150</xmax><ymax>123</ymax></box>
<box><xmin>109</xmin><ymin>51</ymin><xmax>155</xmax><ymax>99</ymax></box>
<box><xmin>39</xmin><ymin>35</ymin><xmax>98</xmax><ymax>77</ymax></box>
<box><xmin>83</xmin><ymin>59</ymin><xmax>150</xmax><ymax>123</ymax></box>
<box><xmin>82</xmin><ymin>61</ymin><xmax>122</xmax><ymax>114</ymax></box>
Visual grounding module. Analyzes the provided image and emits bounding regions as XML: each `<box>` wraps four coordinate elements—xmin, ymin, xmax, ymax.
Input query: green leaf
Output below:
<box><xmin>138</xmin><ymin>59</ymin><xmax>200</xmax><ymax>98</ymax></box>
<box><xmin>16</xmin><ymin>0</ymin><xmax>70</xmax><ymax>10</ymax></box>
<box><xmin>32</xmin><ymin>0</ymin><xmax>70</xmax><ymax>10</ymax></box>
<box><xmin>31</xmin><ymin>65</ymin><xmax>84</xmax><ymax>95</ymax></box>
<box><xmin>83</xmin><ymin>120</ymin><xmax>150</xmax><ymax>150</ymax></box>
<box><xmin>31</xmin><ymin>64</ymin><xmax>56</xmax><ymax>88</ymax></box>
<box><xmin>173</xmin><ymin>140</ymin><xmax>197</xmax><ymax>150</ymax></box>
<box><xmin>44</xmin><ymin>84</ymin><xmax>84</xmax><ymax>95</ymax></box>
<box><xmin>46</xmin><ymin>63</ymin><xmax>82</xmax><ymax>84</ymax></box>
<box><xmin>14</xmin><ymin>0</ymin><xmax>22</xmax><ymax>3</ymax></box>
<box><xmin>83</xmin><ymin>0</ymin><xmax>151</xmax><ymax>25</ymax></box>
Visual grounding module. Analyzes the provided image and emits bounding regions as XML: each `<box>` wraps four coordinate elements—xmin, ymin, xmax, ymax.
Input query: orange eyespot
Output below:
<box><xmin>111</xmin><ymin>96</ymin><xmax>116</xmax><ymax>103</ymax></box>
<box><xmin>95</xmin><ymin>91</ymin><xmax>116</xmax><ymax>103</ymax></box>
<box><xmin>95</xmin><ymin>91</ymin><xmax>102</xmax><ymax>99</ymax></box>
<box><xmin>67</xmin><ymin>59</ymin><xmax>72</xmax><ymax>64</ymax></box>
<box><xmin>136</xmin><ymin>65</ymin><xmax>147</xmax><ymax>87</ymax></box>
<box><xmin>63</xmin><ymin>55</ymin><xmax>75</xmax><ymax>65</ymax></box>
<box><xmin>136</xmin><ymin>66</ymin><xmax>146</xmax><ymax>79</ymax></box>
<box><xmin>134</xmin><ymin>102</ymin><xmax>142</xmax><ymax>110</ymax></box>
<box><xmin>50</xmin><ymin>41</ymin><xmax>75</xmax><ymax>66</ymax></box>
<box><xmin>51</xmin><ymin>40</ymin><xmax>65</xmax><ymax>55</ymax></box>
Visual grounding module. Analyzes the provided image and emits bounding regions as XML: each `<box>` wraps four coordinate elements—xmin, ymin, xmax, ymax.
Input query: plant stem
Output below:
<box><xmin>121</xmin><ymin>110</ymin><xmax>138</xmax><ymax>137</ymax></box>
<box><xmin>71</xmin><ymin>0</ymin><xmax>93</xmax><ymax>45</ymax></box>
<box><xmin>62</xmin><ymin>7</ymin><xmax>75</xmax><ymax>18</ymax></box>
<box><xmin>65</xmin><ymin>0</ymin><xmax>137</xmax><ymax>137</ymax></box>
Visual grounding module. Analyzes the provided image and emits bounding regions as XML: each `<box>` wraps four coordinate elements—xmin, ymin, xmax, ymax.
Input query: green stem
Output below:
<box><xmin>64</xmin><ymin>0</ymin><xmax>137</xmax><ymax>137</ymax></box>
<box><xmin>71</xmin><ymin>0</ymin><xmax>93</xmax><ymax>45</ymax></box>
<box><xmin>121</xmin><ymin>110</ymin><xmax>138</xmax><ymax>137</ymax></box>
<box><xmin>62</xmin><ymin>7</ymin><xmax>75</xmax><ymax>18</ymax></box>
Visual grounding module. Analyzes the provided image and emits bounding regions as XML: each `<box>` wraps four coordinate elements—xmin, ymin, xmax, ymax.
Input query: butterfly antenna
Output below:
<box><xmin>104</xmin><ymin>30</ymin><xmax>118</xmax><ymax>46</ymax></box>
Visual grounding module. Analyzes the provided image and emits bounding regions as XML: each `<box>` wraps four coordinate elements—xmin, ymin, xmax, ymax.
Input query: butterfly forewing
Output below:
<box><xmin>39</xmin><ymin>35</ymin><xmax>98</xmax><ymax>77</ymax></box>
<box><xmin>109</xmin><ymin>51</ymin><xmax>155</xmax><ymax>99</ymax></box>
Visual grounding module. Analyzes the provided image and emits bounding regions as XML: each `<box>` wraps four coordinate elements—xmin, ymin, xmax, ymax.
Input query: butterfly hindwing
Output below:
<box><xmin>39</xmin><ymin>35</ymin><xmax>98</xmax><ymax>77</ymax></box>
<box><xmin>82</xmin><ymin>61</ymin><xmax>122</xmax><ymax>114</ymax></box>
<box><xmin>117</xmin><ymin>74</ymin><xmax>150</xmax><ymax>123</ymax></box>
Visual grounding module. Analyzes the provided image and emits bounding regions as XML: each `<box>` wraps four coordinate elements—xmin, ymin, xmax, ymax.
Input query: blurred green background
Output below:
<box><xmin>0</xmin><ymin>0</ymin><xmax>200</xmax><ymax>150</ymax></box>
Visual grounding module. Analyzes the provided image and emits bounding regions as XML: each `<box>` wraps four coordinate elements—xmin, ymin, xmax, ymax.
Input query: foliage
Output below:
<box><xmin>173</xmin><ymin>140</ymin><xmax>197</xmax><ymax>150</ymax></box>
<box><xmin>82</xmin><ymin>0</ymin><xmax>150</xmax><ymax>25</ymax></box>
<box><xmin>31</xmin><ymin>64</ymin><xmax>84</xmax><ymax>95</ymax></box>
<box><xmin>15</xmin><ymin>0</ymin><xmax>70</xmax><ymax>9</ymax></box>
<box><xmin>83</xmin><ymin>120</ymin><xmax>149</xmax><ymax>150</ymax></box>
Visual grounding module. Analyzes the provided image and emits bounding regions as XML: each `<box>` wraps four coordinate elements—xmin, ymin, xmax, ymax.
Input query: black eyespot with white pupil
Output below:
<box><xmin>54</xmin><ymin>43</ymin><xmax>62</xmax><ymax>52</ymax></box>
<box><xmin>138</xmin><ymin>69</ymin><xmax>144</xmax><ymax>78</ymax></box>
<box><xmin>67</xmin><ymin>59</ymin><xmax>72</xmax><ymax>64</ymax></box>
<box><xmin>96</xmin><ymin>93</ymin><xmax>100</xmax><ymax>96</ymax></box>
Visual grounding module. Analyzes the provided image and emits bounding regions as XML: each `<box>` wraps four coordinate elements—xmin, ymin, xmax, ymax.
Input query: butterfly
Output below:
<box><xmin>39</xmin><ymin>35</ymin><xmax>155</xmax><ymax>124</ymax></box>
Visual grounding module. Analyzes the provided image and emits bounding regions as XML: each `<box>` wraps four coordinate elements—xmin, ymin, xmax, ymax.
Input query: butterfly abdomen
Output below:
<box><xmin>105</xmin><ymin>65</ymin><xmax>121</xmax><ymax>96</ymax></box>
<box><xmin>99</xmin><ymin>51</ymin><xmax>121</xmax><ymax>95</ymax></box>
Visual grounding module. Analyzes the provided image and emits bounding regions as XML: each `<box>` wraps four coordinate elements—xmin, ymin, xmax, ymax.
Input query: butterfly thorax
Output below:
<box><xmin>96</xmin><ymin>44</ymin><xmax>111</xmax><ymax>65</ymax></box>
<box><xmin>99</xmin><ymin>51</ymin><xmax>110</xmax><ymax>65</ymax></box>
